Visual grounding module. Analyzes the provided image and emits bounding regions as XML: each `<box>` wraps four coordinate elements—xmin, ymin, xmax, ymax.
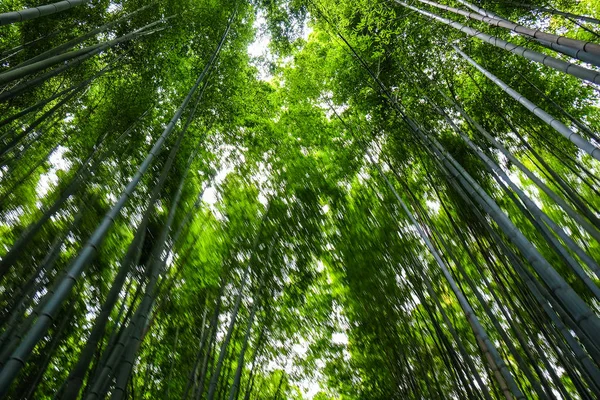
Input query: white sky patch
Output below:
<box><xmin>247</xmin><ymin>13</ymin><xmax>270</xmax><ymax>58</ymax></box>
<box><xmin>36</xmin><ymin>146</ymin><xmax>71</xmax><ymax>198</ymax></box>
<box><xmin>202</xmin><ymin>141</ymin><xmax>246</xmax><ymax>205</ymax></box>
<box><xmin>316</xmin><ymin>259</ymin><xmax>325</xmax><ymax>272</ymax></box>
<box><xmin>202</xmin><ymin>166</ymin><xmax>231</xmax><ymax>206</ymax></box>
<box><xmin>323</xmin><ymin>101</ymin><xmax>349</xmax><ymax>120</ymax></box>
<box><xmin>201</xmin><ymin>142</ymin><xmax>249</xmax><ymax>222</ymax></box>
<box><xmin>248</xmin><ymin>11</ymin><xmax>312</xmax><ymax>81</ymax></box>
<box><xmin>332</xmin><ymin>332</ymin><xmax>348</xmax><ymax>345</ymax></box>
<box><xmin>426</xmin><ymin>199</ymin><xmax>441</xmax><ymax>214</ymax></box>
<box><xmin>2</xmin><ymin>206</ymin><xmax>25</xmax><ymax>228</ymax></box>
<box><xmin>250</xmin><ymin>159</ymin><xmax>274</xmax><ymax>206</ymax></box>
<box><xmin>302</xmin><ymin>19</ymin><xmax>313</xmax><ymax>41</ymax></box>
<box><xmin>287</xmin><ymin>338</ymin><xmax>323</xmax><ymax>399</ymax></box>
<box><xmin>107</xmin><ymin>2</ymin><xmax>120</xmax><ymax>14</ymax></box>
<box><xmin>248</xmin><ymin>11</ymin><xmax>274</xmax><ymax>81</ymax></box>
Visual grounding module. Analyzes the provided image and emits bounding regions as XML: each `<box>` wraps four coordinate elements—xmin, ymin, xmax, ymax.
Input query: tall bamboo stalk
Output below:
<box><xmin>0</xmin><ymin>0</ymin><xmax>90</xmax><ymax>26</ymax></box>
<box><xmin>415</xmin><ymin>0</ymin><xmax>600</xmax><ymax>60</ymax></box>
<box><xmin>393</xmin><ymin>0</ymin><xmax>600</xmax><ymax>84</ymax></box>
<box><xmin>0</xmin><ymin>10</ymin><xmax>231</xmax><ymax>392</ymax></box>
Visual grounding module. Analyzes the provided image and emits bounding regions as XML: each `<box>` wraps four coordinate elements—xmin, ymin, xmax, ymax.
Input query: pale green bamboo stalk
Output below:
<box><xmin>453</xmin><ymin>45</ymin><xmax>600</xmax><ymax>161</ymax></box>
<box><xmin>0</xmin><ymin>0</ymin><xmax>90</xmax><ymax>26</ymax></box>
<box><xmin>490</xmin><ymin>1</ymin><xmax>600</xmax><ymax>26</ymax></box>
<box><xmin>0</xmin><ymin>18</ymin><xmax>167</xmax><ymax>86</ymax></box>
<box><xmin>0</xmin><ymin>27</ymin><xmax>223</xmax><ymax>395</ymax></box>
<box><xmin>18</xmin><ymin>3</ymin><xmax>156</xmax><ymax>67</ymax></box>
<box><xmin>415</xmin><ymin>0</ymin><xmax>600</xmax><ymax>58</ymax></box>
<box><xmin>394</xmin><ymin>0</ymin><xmax>600</xmax><ymax>84</ymax></box>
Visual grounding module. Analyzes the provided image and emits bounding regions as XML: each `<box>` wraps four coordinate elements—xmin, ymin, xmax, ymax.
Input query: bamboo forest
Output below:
<box><xmin>2</xmin><ymin>0</ymin><xmax>600</xmax><ymax>398</ymax></box>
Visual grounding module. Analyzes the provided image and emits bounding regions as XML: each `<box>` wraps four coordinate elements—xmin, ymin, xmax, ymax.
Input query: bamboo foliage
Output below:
<box><xmin>0</xmin><ymin>0</ymin><xmax>599</xmax><ymax>398</ymax></box>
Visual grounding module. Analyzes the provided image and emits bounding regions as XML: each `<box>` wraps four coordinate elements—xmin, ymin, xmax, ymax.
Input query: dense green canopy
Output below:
<box><xmin>0</xmin><ymin>0</ymin><xmax>599</xmax><ymax>398</ymax></box>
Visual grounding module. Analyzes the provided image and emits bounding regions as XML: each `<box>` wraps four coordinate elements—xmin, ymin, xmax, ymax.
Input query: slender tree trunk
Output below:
<box><xmin>0</xmin><ymin>85</ymin><xmax>84</xmax><ymax>159</ymax></box>
<box><xmin>415</xmin><ymin>0</ymin><xmax>600</xmax><ymax>61</ymax></box>
<box><xmin>272</xmin><ymin>373</ymin><xmax>285</xmax><ymax>400</ymax></box>
<box><xmin>18</xmin><ymin>3</ymin><xmax>156</xmax><ymax>67</ymax></box>
<box><xmin>206</xmin><ymin>266</ymin><xmax>251</xmax><ymax>400</ymax></box>
<box><xmin>0</xmin><ymin>26</ymin><xmax>66</xmax><ymax>59</ymax></box>
<box><xmin>515</xmin><ymin>70</ymin><xmax>599</xmax><ymax>142</ymax></box>
<box><xmin>228</xmin><ymin>298</ymin><xmax>258</xmax><ymax>400</ymax></box>
<box><xmin>498</xmin><ymin>1</ymin><xmax>600</xmax><ymax>25</ymax></box>
<box><xmin>85</xmin><ymin>282</ymin><xmax>143</xmax><ymax>397</ymax></box>
<box><xmin>195</xmin><ymin>314</ymin><xmax>219</xmax><ymax>400</ymax></box>
<box><xmin>414</xmin><ymin>273</ymin><xmax>493</xmax><ymax>399</ymax></box>
<box><xmin>0</xmin><ymin>103</ymin><xmax>148</xmax><ymax>280</ymax></box>
<box><xmin>0</xmin><ymin>18</ymin><xmax>169</xmax><ymax>86</ymax></box>
<box><xmin>0</xmin><ymin>11</ymin><xmax>230</xmax><ymax>392</ymax></box>
<box><xmin>393</xmin><ymin>0</ymin><xmax>600</xmax><ymax>84</ymax></box>
<box><xmin>0</xmin><ymin>208</ymin><xmax>83</xmax><ymax>339</ymax></box>
<box><xmin>183</xmin><ymin>291</ymin><xmax>223</xmax><ymax>400</ymax></box>
<box><xmin>58</xmin><ymin>96</ymin><xmax>189</xmax><ymax>400</ymax></box>
<box><xmin>241</xmin><ymin>329</ymin><xmax>265</xmax><ymax>400</ymax></box>
<box><xmin>164</xmin><ymin>326</ymin><xmax>180</xmax><ymax>398</ymax></box>
<box><xmin>218</xmin><ymin>351</ymin><xmax>235</xmax><ymax>400</ymax></box>
<box><xmin>0</xmin><ymin>58</ymin><xmax>121</xmax><ymax>129</ymax></box>
<box><xmin>533</xmin><ymin>38</ymin><xmax>600</xmax><ymax>67</ymax></box>
<box><xmin>0</xmin><ymin>142</ymin><xmax>62</xmax><ymax>205</ymax></box>
<box><xmin>452</xmin><ymin>45</ymin><xmax>600</xmax><ymax>161</ymax></box>
<box><xmin>0</xmin><ymin>0</ymin><xmax>90</xmax><ymax>26</ymax></box>
<box><xmin>23</xmin><ymin>304</ymin><xmax>73</xmax><ymax>400</ymax></box>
